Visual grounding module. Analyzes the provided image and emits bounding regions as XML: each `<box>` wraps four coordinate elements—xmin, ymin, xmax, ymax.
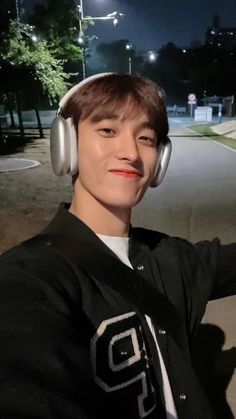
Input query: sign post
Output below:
<box><xmin>188</xmin><ymin>93</ymin><xmax>197</xmax><ymax>118</ymax></box>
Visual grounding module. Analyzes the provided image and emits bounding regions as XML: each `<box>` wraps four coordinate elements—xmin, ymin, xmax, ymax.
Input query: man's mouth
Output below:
<box><xmin>109</xmin><ymin>169</ymin><xmax>142</xmax><ymax>179</ymax></box>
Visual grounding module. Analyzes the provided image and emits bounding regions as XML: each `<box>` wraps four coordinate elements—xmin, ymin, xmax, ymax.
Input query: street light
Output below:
<box><xmin>31</xmin><ymin>34</ymin><xmax>38</xmax><ymax>43</ymax></box>
<box><xmin>82</xmin><ymin>12</ymin><xmax>124</xmax><ymax>25</ymax></box>
<box><xmin>19</xmin><ymin>23</ymin><xmax>38</xmax><ymax>43</ymax></box>
<box><xmin>125</xmin><ymin>43</ymin><xmax>134</xmax><ymax>75</ymax></box>
<box><xmin>148</xmin><ymin>51</ymin><xmax>158</xmax><ymax>63</ymax></box>
<box><xmin>77</xmin><ymin>1</ymin><xmax>124</xmax><ymax>78</ymax></box>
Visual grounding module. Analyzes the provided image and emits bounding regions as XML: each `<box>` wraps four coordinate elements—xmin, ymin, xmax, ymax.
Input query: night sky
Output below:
<box><xmin>25</xmin><ymin>0</ymin><xmax>236</xmax><ymax>52</ymax></box>
<box><xmin>83</xmin><ymin>0</ymin><xmax>236</xmax><ymax>51</ymax></box>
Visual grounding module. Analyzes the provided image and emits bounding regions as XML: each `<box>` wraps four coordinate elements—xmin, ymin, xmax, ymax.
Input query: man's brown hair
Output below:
<box><xmin>60</xmin><ymin>74</ymin><xmax>169</xmax><ymax>144</ymax></box>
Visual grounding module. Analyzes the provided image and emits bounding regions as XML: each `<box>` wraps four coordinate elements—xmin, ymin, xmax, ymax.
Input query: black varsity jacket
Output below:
<box><xmin>0</xmin><ymin>203</ymin><xmax>235</xmax><ymax>419</ymax></box>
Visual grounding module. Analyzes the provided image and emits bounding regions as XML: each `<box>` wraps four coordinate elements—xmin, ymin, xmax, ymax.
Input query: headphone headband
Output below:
<box><xmin>58</xmin><ymin>72</ymin><xmax>114</xmax><ymax>113</ymax></box>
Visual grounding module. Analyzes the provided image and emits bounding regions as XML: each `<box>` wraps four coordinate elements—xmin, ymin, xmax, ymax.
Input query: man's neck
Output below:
<box><xmin>69</xmin><ymin>185</ymin><xmax>131</xmax><ymax>237</ymax></box>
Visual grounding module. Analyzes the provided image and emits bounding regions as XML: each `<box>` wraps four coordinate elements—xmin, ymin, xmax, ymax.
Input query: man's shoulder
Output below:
<box><xmin>131</xmin><ymin>226</ymin><xmax>223</xmax><ymax>261</ymax></box>
<box><xmin>0</xmin><ymin>235</ymin><xmax>79</xmax><ymax>284</ymax></box>
<box><xmin>131</xmin><ymin>226</ymin><xmax>168</xmax><ymax>249</ymax></box>
<box><xmin>0</xmin><ymin>235</ymin><xmax>52</xmax><ymax>263</ymax></box>
<box><xmin>131</xmin><ymin>226</ymin><xmax>192</xmax><ymax>251</ymax></box>
<box><xmin>0</xmin><ymin>235</ymin><xmax>83</xmax><ymax>306</ymax></box>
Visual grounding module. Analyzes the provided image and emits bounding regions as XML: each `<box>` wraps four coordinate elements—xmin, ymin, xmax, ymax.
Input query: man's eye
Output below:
<box><xmin>139</xmin><ymin>136</ymin><xmax>156</xmax><ymax>146</ymax></box>
<box><xmin>99</xmin><ymin>128</ymin><xmax>114</xmax><ymax>135</ymax></box>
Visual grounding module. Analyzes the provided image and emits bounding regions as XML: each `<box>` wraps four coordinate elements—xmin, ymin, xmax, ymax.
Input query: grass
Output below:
<box><xmin>189</xmin><ymin>124</ymin><xmax>236</xmax><ymax>151</ymax></box>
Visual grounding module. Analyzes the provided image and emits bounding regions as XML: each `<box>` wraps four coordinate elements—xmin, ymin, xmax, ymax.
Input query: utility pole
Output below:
<box><xmin>128</xmin><ymin>56</ymin><xmax>132</xmax><ymax>75</ymax></box>
<box><xmin>77</xmin><ymin>0</ymin><xmax>124</xmax><ymax>79</ymax></box>
<box><xmin>15</xmin><ymin>0</ymin><xmax>20</xmax><ymax>22</ymax></box>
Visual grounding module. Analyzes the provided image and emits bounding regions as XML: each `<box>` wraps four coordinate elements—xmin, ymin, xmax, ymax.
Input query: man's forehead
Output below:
<box><xmin>87</xmin><ymin>108</ymin><xmax>150</xmax><ymax>123</ymax></box>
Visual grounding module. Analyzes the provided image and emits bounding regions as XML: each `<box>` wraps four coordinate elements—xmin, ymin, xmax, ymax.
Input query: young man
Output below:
<box><xmin>0</xmin><ymin>73</ymin><xmax>235</xmax><ymax>419</ymax></box>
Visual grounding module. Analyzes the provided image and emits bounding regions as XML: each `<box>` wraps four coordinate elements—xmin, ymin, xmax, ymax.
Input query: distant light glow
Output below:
<box><xmin>78</xmin><ymin>31</ymin><xmax>85</xmax><ymax>44</ymax></box>
<box><xmin>148</xmin><ymin>51</ymin><xmax>157</xmax><ymax>62</ymax></box>
<box><xmin>126</xmin><ymin>43</ymin><xmax>133</xmax><ymax>50</ymax></box>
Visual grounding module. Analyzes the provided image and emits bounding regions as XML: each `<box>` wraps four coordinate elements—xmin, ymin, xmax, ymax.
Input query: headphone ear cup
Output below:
<box><xmin>150</xmin><ymin>137</ymin><xmax>172</xmax><ymax>187</ymax></box>
<box><xmin>66</xmin><ymin>118</ymin><xmax>78</xmax><ymax>175</ymax></box>
<box><xmin>50</xmin><ymin>116</ymin><xmax>78</xmax><ymax>176</ymax></box>
<box><xmin>50</xmin><ymin>73</ymin><xmax>114</xmax><ymax>176</ymax></box>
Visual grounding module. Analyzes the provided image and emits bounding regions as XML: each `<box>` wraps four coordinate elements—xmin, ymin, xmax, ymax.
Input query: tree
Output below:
<box><xmin>152</xmin><ymin>43</ymin><xmax>190</xmax><ymax>102</ymax></box>
<box><xmin>29</xmin><ymin>0</ymin><xmax>85</xmax><ymax>63</ymax></box>
<box><xmin>95</xmin><ymin>40</ymin><xmax>142</xmax><ymax>74</ymax></box>
<box><xmin>188</xmin><ymin>45</ymin><xmax>236</xmax><ymax>98</ymax></box>
<box><xmin>0</xmin><ymin>20</ymin><xmax>70</xmax><ymax>103</ymax></box>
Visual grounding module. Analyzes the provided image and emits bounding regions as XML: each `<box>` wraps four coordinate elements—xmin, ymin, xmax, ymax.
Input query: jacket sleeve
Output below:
<box><xmin>0</xmin><ymin>246</ymin><xmax>96</xmax><ymax>419</ymax></box>
<box><xmin>155</xmin><ymin>236</ymin><xmax>236</xmax><ymax>340</ymax></box>
<box><xmin>182</xmin><ymin>237</ymin><xmax>236</xmax><ymax>338</ymax></box>
<box><xmin>193</xmin><ymin>238</ymin><xmax>236</xmax><ymax>299</ymax></box>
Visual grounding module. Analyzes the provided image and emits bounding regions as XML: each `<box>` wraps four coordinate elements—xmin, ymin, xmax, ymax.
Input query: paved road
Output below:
<box><xmin>133</xmin><ymin>124</ymin><xmax>236</xmax><ymax>242</ymax></box>
<box><xmin>133</xmin><ymin>124</ymin><xmax>236</xmax><ymax>417</ymax></box>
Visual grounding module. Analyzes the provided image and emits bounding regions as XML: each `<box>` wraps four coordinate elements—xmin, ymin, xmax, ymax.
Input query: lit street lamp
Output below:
<box><xmin>125</xmin><ymin>43</ymin><xmax>134</xmax><ymax>75</ymax></box>
<box><xmin>20</xmin><ymin>23</ymin><xmax>38</xmax><ymax>43</ymax></box>
<box><xmin>147</xmin><ymin>50</ymin><xmax>158</xmax><ymax>62</ymax></box>
<box><xmin>77</xmin><ymin>0</ymin><xmax>124</xmax><ymax>78</ymax></box>
<box><xmin>82</xmin><ymin>11</ymin><xmax>125</xmax><ymax>26</ymax></box>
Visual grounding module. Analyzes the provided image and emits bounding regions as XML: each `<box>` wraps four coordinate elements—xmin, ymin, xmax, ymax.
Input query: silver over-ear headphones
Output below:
<box><xmin>150</xmin><ymin>139</ymin><xmax>172</xmax><ymax>187</ymax></box>
<box><xmin>50</xmin><ymin>72</ymin><xmax>172</xmax><ymax>187</ymax></box>
<box><xmin>50</xmin><ymin>73</ymin><xmax>113</xmax><ymax>177</ymax></box>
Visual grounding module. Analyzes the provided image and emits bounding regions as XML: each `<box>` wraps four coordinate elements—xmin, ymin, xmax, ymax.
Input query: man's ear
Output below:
<box><xmin>50</xmin><ymin>116</ymin><xmax>78</xmax><ymax>176</ymax></box>
<box><xmin>150</xmin><ymin>138</ymin><xmax>172</xmax><ymax>187</ymax></box>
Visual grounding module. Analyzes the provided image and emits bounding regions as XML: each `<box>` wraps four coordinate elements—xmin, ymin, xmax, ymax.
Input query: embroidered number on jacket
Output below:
<box><xmin>90</xmin><ymin>312</ymin><xmax>156</xmax><ymax>418</ymax></box>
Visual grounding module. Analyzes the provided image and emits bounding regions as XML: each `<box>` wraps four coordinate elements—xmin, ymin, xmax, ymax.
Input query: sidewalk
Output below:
<box><xmin>0</xmin><ymin>130</ymin><xmax>72</xmax><ymax>253</ymax></box>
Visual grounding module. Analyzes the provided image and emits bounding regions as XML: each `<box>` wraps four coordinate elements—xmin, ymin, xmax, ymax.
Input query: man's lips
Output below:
<box><xmin>109</xmin><ymin>169</ymin><xmax>142</xmax><ymax>179</ymax></box>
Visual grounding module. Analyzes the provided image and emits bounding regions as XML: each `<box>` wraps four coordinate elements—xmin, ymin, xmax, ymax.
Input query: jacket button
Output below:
<box><xmin>179</xmin><ymin>393</ymin><xmax>187</xmax><ymax>401</ymax></box>
<box><xmin>158</xmin><ymin>329</ymin><xmax>166</xmax><ymax>335</ymax></box>
<box><xmin>137</xmin><ymin>265</ymin><xmax>144</xmax><ymax>271</ymax></box>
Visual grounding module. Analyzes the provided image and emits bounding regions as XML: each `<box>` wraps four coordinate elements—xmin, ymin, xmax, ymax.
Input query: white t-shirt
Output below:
<box><xmin>98</xmin><ymin>234</ymin><xmax>178</xmax><ymax>419</ymax></box>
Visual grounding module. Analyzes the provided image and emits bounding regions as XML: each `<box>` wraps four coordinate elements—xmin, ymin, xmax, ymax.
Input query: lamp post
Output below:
<box><xmin>125</xmin><ymin>43</ymin><xmax>134</xmax><ymax>75</ymax></box>
<box><xmin>15</xmin><ymin>0</ymin><xmax>20</xmax><ymax>22</ymax></box>
<box><xmin>77</xmin><ymin>1</ymin><xmax>124</xmax><ymax>78</ymax></box>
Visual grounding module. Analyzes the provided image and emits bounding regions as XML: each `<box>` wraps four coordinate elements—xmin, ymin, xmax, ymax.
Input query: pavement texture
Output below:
<box><xmin>0</xmin><ymin>123</ymin><xmax>235</xmax><ymax>418</ymax></box>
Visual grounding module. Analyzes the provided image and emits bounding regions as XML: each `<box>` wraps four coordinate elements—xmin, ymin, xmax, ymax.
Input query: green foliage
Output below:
<box><xmin>189</xmin><ymin>124</ymin><xmax>214</xmax><ymax>136</ymax></box>
<box><xmin>190</xmin><ymin>124</ymin><xmax>236</xmax><ymax>150</ymax></box>
<box><xmin>95</xmin><ymin>40</ymin><xmax>143</xmax><ymax>74</ymax></box>
<box><xmin>96</xmin><ymin>40</ymin><xmax>130</xmax><ymax>73</ymax></box>
<box><xmin>29</xmin><ymin>0</ymin><xmax>87</xmax><ymax>61</ymax></box>
<box><xmin>1</xmin><ymin>20</ymin><xmax>70</xmax><ymax>102</ymax></box>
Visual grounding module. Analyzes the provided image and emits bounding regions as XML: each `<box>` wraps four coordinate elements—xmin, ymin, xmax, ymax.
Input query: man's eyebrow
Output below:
<box><xmin>89</xmin><ymin>113</ymin><xmax>119</xmax><ymax>122</ymax></box>
<box><xmin>138</xmin><ymin>121</ymin><xmax>155</xmax><ymax>130</ymax></box>
<box><xmin>89</xmin><ymin>114</ymin><xmax>156</xmax><ymax>131</ymax></box>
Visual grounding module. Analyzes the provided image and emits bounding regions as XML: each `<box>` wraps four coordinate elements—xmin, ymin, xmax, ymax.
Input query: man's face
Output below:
<box><xmin>76</xmin><ymin>110</ymin><xmax>159</xmax><ymax>210</ymax></box>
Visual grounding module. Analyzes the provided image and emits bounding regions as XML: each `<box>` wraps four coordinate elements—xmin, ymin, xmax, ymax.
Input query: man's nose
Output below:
<box><xmin>116</xmin><ymin>133</ymin><xmax>139</xmax><ymax>162</ymax></box>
